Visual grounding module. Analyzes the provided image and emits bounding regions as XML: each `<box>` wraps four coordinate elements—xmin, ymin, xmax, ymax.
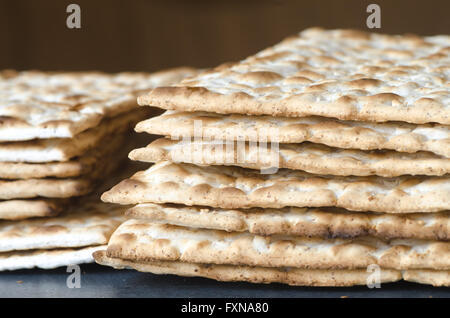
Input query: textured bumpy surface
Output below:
<box><xmin>94</xmin><ymin>250</ymin><xmax>402</xmax><ymax>287</ymax></box>
<box><xmin>0</xmin><ymin>199</ymin><xmax>66</xmax><ymax>220</ymax></box>
<box><xmin>136</xmin><ymin>111</ymin><xmax>450</xmax><ymax>158</ymax></box>
<box><xmin>0</xmin><ymin>200</ymin><xmax>126</xmax><ymax>252</ymax></box>
<box><xmin>127</xmin><ymin>203</ymin><xmax>450</xmax><ymax>241</ymax></box>
<box><xmin>0</xmin><ymin>245</ymin><xmax>105</xmax><ymax>271</ymax></box>
<box><xmin>95</xmin><ymin>251</ymin><xmax>450</xmax><ymax>287</ymax></box>
<box><xmin>138</xmin><ymin>28</ymin><xmax>450</xmax><ymax>124</ymax></box>
<box><xmin>0</xmin><ymin>109</ymin><xmax>145</xmax><ymax>163</ymax></box>
<box><xmin>102</xmin><ymin>161</ymin><xmax>450</xmax><ymax>213</ymax></box>
<box><xmin>0</xmin><ymin>68</ymin><xmax>197</xmax><ymax>141</ymax></box>
<box><xmin>130</xmin><ymin>138</ymin><xmax>450</xmax><ymax>177</ymax></box>
<box><xmin>106</xmin><ymin>221</ymin><xmax>450</xmax><ymax>270</ymax></box>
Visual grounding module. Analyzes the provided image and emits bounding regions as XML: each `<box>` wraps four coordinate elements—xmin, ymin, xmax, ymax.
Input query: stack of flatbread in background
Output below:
<box><xmin>0</xmin><ymin>68</ymin><xmax>197</xmax><ymax>270</ymax></box>
<box><xmin>96</xmin><ymin>28</ymin><xmax>450</xmax><ymax>287</ymax></box>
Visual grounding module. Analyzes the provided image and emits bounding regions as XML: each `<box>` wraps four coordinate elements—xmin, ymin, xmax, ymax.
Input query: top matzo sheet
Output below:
<box><xmin>139</xmin><ymin>28</ymin><xmax>450</xmax><ymax>124</ymax></box>
<box><xmin>0</xmin><ymin>68</ymin><xmax>196</xmax><ymax>141</ymax></box>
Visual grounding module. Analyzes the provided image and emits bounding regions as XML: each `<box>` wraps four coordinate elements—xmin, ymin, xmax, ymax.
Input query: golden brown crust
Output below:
<box><xmin>130</xmin><ymin>138</ymin><xmax>450</xmax><ymax>177</ymax></box>
<box><xmin>102</xmin><ymin>161</ymin><xmax>450</xmax><ymax>213</ymax></box>
<box><xmin>135</xmin><ymin>111</ymin><xmax>450</xmax><ymax>158</ymax></box>
<box><xmin>127</xmin><ymin>203</ymin><xmax>450</xmax><ymax>241</ymax></box>
<box><xmin>138</xmin><ymin>28</ymin><xmax>450</xmax><ymax>124</ymax></box>
<box><xmin>106</xmin><ymin>221</ymin><xmax>450</xmax><ymax>270</ymax></box>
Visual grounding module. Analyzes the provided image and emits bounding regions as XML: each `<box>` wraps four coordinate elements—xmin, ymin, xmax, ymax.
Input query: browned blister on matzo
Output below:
<box><xmin>135</xmin><ymin>111</ymin><xmax>450</xmax><ymax>158</ymax></box>
<box><xmin>102</xmin><ymin>161</ymin><xmax>450</xmax><ymax>213</ymax></box>
<box><xmin>138</xmin><ymin>28</ymin><xmax>450</xmax><ymax>124</ymax></box>
<box><xmin>126</xmin><ymin>203</ymin><xmax>450</xmax><ymax>241</ymax></box>
<box><xmin>0</xmin><ymin>68</ymin><xmax>198</xmax><ymax>142</ymax></box>
<box><xmin>129</xmin><ymin>138</ymin><xmax>450</xmax><ymax>177</ymax></box>
<box><xmin>106</xmin><ymin>220</ymin><xmax>450</xmax><ymax>270</ymax></box>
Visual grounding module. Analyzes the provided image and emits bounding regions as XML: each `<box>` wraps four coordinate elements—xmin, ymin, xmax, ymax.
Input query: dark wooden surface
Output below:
<box><xmin>0</xmin><ymin>0</ymin><xmax>449</xmax><ymax>72</ymax></box>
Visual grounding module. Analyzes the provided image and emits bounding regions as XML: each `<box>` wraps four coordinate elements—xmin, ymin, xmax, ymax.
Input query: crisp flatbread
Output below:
<box><xmin>402</xmin><ymin>269</ymin><xmax>450</xmax><ymax>287</ymax></box>
<box><xmin>0</xmin><ymin>131</ymin><xmax>129</xmax><ymax>179</ymax></box>
<box><xmin>0</xmin><ymin>178</ymin><xmax>93</xmax><ymax>200</ymax></box>
<box><xmin>0</xmin><ymin>200</ymin><xmax>126</xmax><ymax>252</ymax></box>
<box><xmin>0</xmin><ymin>109</ymin><xmax>146</xmax><ymax>163</ymax></box>
<box><xmin>0</xmin><ymin>198</ymin><xmax>66</xmax><ymax>221</ymax></box>
<box><xmin>0</xmin><ymin>160</ymin><xmax>148</xmax><ymax>270</ymax></box>
<box><xmin>135</xmin><ymin>110</ymin><xmax>450</xmax><ymax>158</ymax></box>
<box><xmin>0</xmin><ymin>138</ymin><xmax>149</xmax><ymax>219</ymax></box>
<box><xmin>0</xmin><ymin>126</ymin><xmax>143</xmax><ymax>200</ymax></box>
<box><xmin>101</xmin><ymin>161</ymin><xmax>450</xmax><ymax>213</ymax></box>
<box><xmin>106</xmin><ymin>220</ymin><xmax>450</xmax><ymax>270</ymax></box>
<box><xmin>126</xmin><ymin>203</ymin><xmax>450</xmax><ymax>241</ymax></box>
<box><xmin>139</xmin><ymin>28</ymin><xmax>450</xmax><ymax>124</ymax></box>
<box><xmin>94</xmin><ymin>250</ymin><xmax>402</xmax><ymax>287</ymax></box>
<box><xmin>0</xmin><ymin>245</ymin><xmax>105</xmax><ymax>271</ymax></box>
<box><xmin>0</xmin><ymin>68</ymin><xmax>197</xmax><ymax>141</ymax></box>
<box><xmin>0</xmin><ymin>158</ymin><xmax>149</xmax><ymax>220</ymax></box>
<box><xmin>0</xmin><ymin>123</ymin><xmax>155</xmax><ymax>179</ymax></box>
<box><xmin>0</xmin><ymin>144</ymin><xmax>129</xmax><ymax>200</ymax></box>
<box><xmin>95</xmin><ymin>251</ymin><xmax>450</xmax><ymax>287</ymax></box>
<box><xmin>129</xmin><ymin>138</ymin><xmax>450</xmax><ymax>177</ymax></box>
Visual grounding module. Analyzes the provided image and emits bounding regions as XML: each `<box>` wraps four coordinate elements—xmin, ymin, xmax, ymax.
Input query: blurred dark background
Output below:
<box><xmin>0</xmin><ymin>0</ymin><xmax>449</xmax><ymax>72</ymax></box>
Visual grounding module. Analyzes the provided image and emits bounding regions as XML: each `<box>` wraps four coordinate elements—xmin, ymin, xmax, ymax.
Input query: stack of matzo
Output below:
<box><xmin>0</xmin><ymin>68</ymin><xmax>197</xmax><ymax>270</ymax></box>
<box><xmin>96</xmin><ymin>28</ymin><xmax>450</xmax><ymax>287</ymax></box>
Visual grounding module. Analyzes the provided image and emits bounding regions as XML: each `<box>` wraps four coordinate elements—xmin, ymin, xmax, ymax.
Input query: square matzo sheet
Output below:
<box><xmin>0</xmin><ymin>68</ymin><xmax>197</xmax><ymax>141</ymax></box>
<box><xmin>139</xmin><ymin>28</ymin><xmax>450</xmax><ymax>124</ymax></box>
